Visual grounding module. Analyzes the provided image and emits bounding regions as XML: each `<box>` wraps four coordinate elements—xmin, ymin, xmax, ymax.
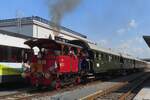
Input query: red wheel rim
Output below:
<box><xmin>55</xmin><ymin>81</ymin><xmax>61</xmax><ymax>90</ymax></box>
<box><xmin>76</xmin><ymin>77</ymin><xmax>81</xmax><ymax>84</ymax></box>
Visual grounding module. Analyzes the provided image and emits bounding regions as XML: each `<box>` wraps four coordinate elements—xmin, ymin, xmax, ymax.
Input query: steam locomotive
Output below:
<box><xmin>22</xmin><ymin>38</ymin><xmax>147</xmax><ymax>89</ymax></box>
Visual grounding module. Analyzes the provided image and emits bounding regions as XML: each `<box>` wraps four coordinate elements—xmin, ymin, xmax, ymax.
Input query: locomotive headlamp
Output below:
<box><xmin>97</xmin><ymin>63</ymin><xmax>100</xmax><ymax>67</ymax></box>
<box><xmin>33</xmin><ymin>46</ymin><xmax>40</xmax><ymax>55</ymax></box>
<box><xmin>55</xmin><ymin>61</ymin><xmax>58</xmax><ymax>68</ymax></box>
<box><xmin>44</xmin><ymin>73</ymin><xmax>51</xmax><ymax>79</ymax></box>
<box><xmin>41</xmin><ymin>48</ymin><xmax>45</xmax><ymax>52</ymax></box>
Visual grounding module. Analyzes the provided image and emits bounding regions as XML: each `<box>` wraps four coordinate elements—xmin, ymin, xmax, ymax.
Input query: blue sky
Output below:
<box><xmin>0</xmin><ymin>0</ymin><xmax>150</xmax><ymax>58</ymax></box>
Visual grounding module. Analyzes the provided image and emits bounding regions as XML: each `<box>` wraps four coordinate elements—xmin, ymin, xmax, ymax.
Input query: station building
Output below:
<box><xmin>0</xmin><ymin>16</ymin><xmax>88</xmax><ymax>42</ymax></box>
<box><xmin>0</xmin><ymin>16</ymin><xmax>90</xmax><ymax>63</ymax></box>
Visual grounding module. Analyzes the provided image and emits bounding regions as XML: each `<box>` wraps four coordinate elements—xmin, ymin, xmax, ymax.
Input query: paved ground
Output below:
<box><xmin>133</xmin><ymin>79</ymin><xmax>150</xmax><ymax>100</ymax></box>
<box><xmin>0</xmin><ymin>72</ymin><xmax>146</xmax><ymax>100</ymax></box>
<box><xmin>35</xmin><ymin>73</ymin><xmax>144</xmax><ymax>100</ymax></box>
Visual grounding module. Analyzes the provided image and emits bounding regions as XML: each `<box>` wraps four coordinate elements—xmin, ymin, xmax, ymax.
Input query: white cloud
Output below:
<box><xmin>116</xmin><ymin>28</ymin><xmax>126</xmax><ymax>35</ymax></box>
<box><xmin>99</xmin><ymin>39</ymin><xmax>108</xmax><ymax>46</ymax></box>
<box><xmin>116</xmin><ymin>37</ymin><xmax>150</xmax><ymax>58</ymax></box>
<box><xmin>128</xmin><ymin>19</ymin><xmax>137</xmax><ymax>28</ymax></box>
<box><xmin>135</xmin><ymin>37</ymin><xmax>143</xmax><ymax>43</ymax></box>
<box><xmin>116</xmin><ymin>19</ymin><xmax>138</xmax><ymax>35</ymax></box>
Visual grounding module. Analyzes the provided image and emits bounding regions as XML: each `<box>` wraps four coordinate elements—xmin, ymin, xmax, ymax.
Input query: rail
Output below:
<box><xmin>79</xmin><ymin>72</ymin><xmax>149</xmax><ymax>100</ymax></box>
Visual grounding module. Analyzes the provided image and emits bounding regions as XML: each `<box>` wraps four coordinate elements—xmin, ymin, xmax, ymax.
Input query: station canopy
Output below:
<box><xmin>143</xmin><ymin>36</ymin><xmax>150</xmax><ymax>48</ymax></box>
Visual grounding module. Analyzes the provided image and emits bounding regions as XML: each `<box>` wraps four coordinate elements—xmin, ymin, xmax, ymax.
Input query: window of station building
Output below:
<box><xmin>0</xmin><ymin>46</ymin><xmax>24</xmax><ymax>62</ymax></box>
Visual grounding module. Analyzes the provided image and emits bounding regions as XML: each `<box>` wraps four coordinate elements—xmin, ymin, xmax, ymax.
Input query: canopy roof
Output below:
<box><xmin>0</xmin><ymin>30</ymin><xmax>31</xmax><ymax>49</ymax></box>
<box><xmin>143</xmin><ymin>36</ymin><xmax>150</xmax><ymax>48</ymax></box>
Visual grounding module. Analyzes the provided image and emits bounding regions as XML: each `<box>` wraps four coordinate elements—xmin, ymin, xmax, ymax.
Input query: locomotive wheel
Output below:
<box><xmin>55</xmin><ymin>81</ymin><xmax>61</xmax><ymax>90</ymax></box>
<box><xmin>75</xmin><ymin>77</ymin><xmax>81</xmax><ymax>85</ymax></box>
<box><xmin>51</xmin><ymin>80</ymin><xmax>61</xmax><ymax>90</ymax></box>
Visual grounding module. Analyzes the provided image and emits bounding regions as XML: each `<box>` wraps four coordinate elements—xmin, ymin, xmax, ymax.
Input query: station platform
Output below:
<box><xmin>134</xmin><ymin>87</ymin><xmax>150</xmax><ymax>100</ymax></box>
<box><xmin>133</xmin><ymin>71</ymin><xmax>150</xmax><ymax>100</ymax></box>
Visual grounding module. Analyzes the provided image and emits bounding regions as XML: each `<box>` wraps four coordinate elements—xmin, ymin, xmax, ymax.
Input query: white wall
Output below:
<box><xmin>33</xmin><ymin>24</ymin><xmax>78</xmax><ymax>40</ymax></box>
<box><xmin>0</xmin><ymin>33</ymin><xmax>29</xmax><ymax>48</ymax></box>
<box><xmin>33</xmin><ymin>20</ymin><xmax>85</xmax><ymax>40</ymax></box>
<box><xmin>0</xmin><ymin>20</ymin><xmax>90</xmax><ymax>42</ymax></box>
<box><xmin>33</xmin><ymin>24</ymin><xmax>54</xmax><ymax>39</ymax></box>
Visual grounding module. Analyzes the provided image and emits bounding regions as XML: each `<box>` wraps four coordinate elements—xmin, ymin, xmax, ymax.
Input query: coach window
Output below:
<box><xmin>113</xmin><ymin>56</ymin><xmax>116</xmax><ymax>61</ymax></box>
<box><xmin>115</xmin><ymin>56</ymin><xmax>117</xmax><ymax>60</ymax></box>
<box><xmin>117</xmin><ymin>56</ymin><xmax>119</xmax><ymax>61</ymax></box>
<box><xmin>0</xmin><ymin>45</ymin><xmax>23</xmax><ymax>62</ymax></box>
<box><xmin>99</xmin><ymin>53</ymin><xmax>101</xmax><ymax>60</ymax></box>
<box><xmin>94</xmin><ymin>52</ymin><xmax>96</xmax><ymax>59</ymax></box>
<box><xmin>127</xmin><ymin>59</ymin><xmax>129</xmax><ymax>63</ymax></box>
<box><xmin>115</xmin><ymin>56</ymin><xmax>117</xmax><ymax>61</ymax></box>
<box><xmin>101</xmin><ymin>53</ymin><xmax>104</xmax><ymax>60</ymax></box>
<box><xmin>87</xmin><ymin>50</ymin><xmax>94</xmax><ymax>60</ymax></box>
<box><xmin>103</xmin><ymin>53</ymin><xmax>105</xmax><ymax>60</ymax></box>
<box><xmin>96</xmin><ymin>52</ymin><xmax>99</xmax><ymax>60</ymax></box>
<box><xmin>104</xmin><ymin>54</ymin><xmax>107</xmax><ymax>61</ymax></box>
<box><xmin>109</xmin><ymin>55</ymin><xmax>112</xmax><ymax>62</ymax></box>
<box><xmin>105</xmin><ymin>54</ymin><xmax>108</xmax><ymax>61</ymax></box>
<box><xmin>125</xmin><ymin>59</ymin><xmax>127</xmax><ymax>63</ymax></box>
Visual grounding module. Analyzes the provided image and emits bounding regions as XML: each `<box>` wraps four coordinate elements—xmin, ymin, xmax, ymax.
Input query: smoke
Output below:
<box><xmin>48</xmin><ymin>0</ymin><xmax>81</xmax><ymax>26</ymax></box>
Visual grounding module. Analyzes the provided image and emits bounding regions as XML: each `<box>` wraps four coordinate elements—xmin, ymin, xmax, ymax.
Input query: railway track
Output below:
<box><xmin>0</xmin><ymin>88</ymin><xmax>39</xmax><ymax>100</ymax></box>
<box><xmin>0</xmin><ymin>74</ymin><xmax>124</xmax><ymax>100</ymax></box>
<box><xmin>80</xmin><ymin>72</ymin><xmax>150</xmax><ymax>100</ymax></box>
<box><xmin>0</xmin><ymin>79</ymin><xmax>102</xmax><ymax>100</ymax></box>
<box><xmin>0</xmin><ymin>72</ymin><xmax>147</xmax><ymax>100</ymax></box>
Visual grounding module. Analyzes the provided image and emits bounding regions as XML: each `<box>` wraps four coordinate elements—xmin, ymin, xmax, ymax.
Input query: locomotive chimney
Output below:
<box><xmin>47</xmin><ymin>0</ymin><xmax>82</xmax><ymax>37</ymax></box>
<box><xmin>53</xmin><ymin>25</ymin><xmax>60</xmax><ymax>37</ymax></box>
